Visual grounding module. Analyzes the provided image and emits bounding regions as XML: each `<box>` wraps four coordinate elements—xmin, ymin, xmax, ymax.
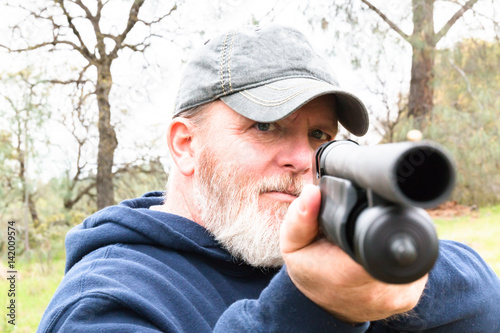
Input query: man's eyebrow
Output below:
<box><xmin>313</xmin><ymin>121</ymin><xmax>338</xmax><ymax>133</ymax></box>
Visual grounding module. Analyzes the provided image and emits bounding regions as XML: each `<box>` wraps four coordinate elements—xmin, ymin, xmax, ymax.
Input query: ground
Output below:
<box><xmin>426</xmin><ymin>201</ymin><xmax>478</xmax><ymax>219</ymax></box>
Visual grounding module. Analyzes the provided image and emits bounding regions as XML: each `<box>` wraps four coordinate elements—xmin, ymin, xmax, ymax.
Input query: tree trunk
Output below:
<box><xmin>358</xmin><ymin>0</ymin><xmax>479</xmax><ymax>133</ymax></box>
<box><xmin>96</xmin><ymin>63</ymin><xmax>118</xmax><ymax>210</ymax></box>
<box><xmin>408</xmin><ymin>0</ymin><xmax>436</xmax><ymax>125</ymax></box>
<box><xmin>408</xmin><ymin>46</ymin><xmax>435</xmax><ymax>122</ymax></box>
<box><xmin>28</xmin><ymin>194</ymin><xmax>40</xmax><ymax>228</ymax></box>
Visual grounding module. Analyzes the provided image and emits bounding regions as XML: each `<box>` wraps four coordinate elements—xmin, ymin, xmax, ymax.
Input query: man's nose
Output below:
<box><xmin>277</xmin><ymin>135</ymin><xmax>313</xmax><ymax>176</ymax></box>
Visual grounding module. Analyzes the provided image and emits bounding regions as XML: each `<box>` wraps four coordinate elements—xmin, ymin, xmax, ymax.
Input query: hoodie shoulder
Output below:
<box><xmin>118</xmin><ymin>191</ymin><xmax>165</xmax><ymax>208</ymax></box>
<box><xmin>38</xmin><ymin>243</ymin><xmax>219</xmax><ymax>332</ymax></box>
<box><xmin>38</xmin><ymin>193</ymin><xmax>278</xmax><ymax>332</ymax></box>
<box><xmin>64</xmin><ymin>192</ymin><xmax>231</xmax><ymax>273</ymax></box>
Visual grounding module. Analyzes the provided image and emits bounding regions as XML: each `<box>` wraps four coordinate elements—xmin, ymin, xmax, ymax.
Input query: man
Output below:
<box><xmin>38</xmin><ymin>25</ymin><xmax>499</xmax><ymax>332</ymax></box>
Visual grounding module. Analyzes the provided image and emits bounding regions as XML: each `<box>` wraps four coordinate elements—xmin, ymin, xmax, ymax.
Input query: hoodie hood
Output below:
<box><xmin>64</xmin><ymin>191</ymin><xmax>243</xmax><ymax>274</ymax></box>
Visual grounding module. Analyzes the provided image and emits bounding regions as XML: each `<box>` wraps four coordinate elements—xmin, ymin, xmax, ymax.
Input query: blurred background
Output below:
<box><xmin>0</xmin><ymin>0</ymin><xmax>499</xmax><ymax>330</ymax></box>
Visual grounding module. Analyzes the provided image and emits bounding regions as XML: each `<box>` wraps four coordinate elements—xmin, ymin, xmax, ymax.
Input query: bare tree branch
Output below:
<box><xmin>46</xmin><ymin>78</ymin><xmax>90</xmax><ymax>85</ymax></box>
<box><xmin>1</xmin><ymin>0</ymin><xmax>176</xmax><ymax>209</ymax></box>
<box><xmin>113</xmin><ymin>156</ymin><xmax>163</xmax><ymax>177</ymax></box>
<box><xmin>360</xmin><ymin>0</ymin><xmax>411</xmax><ymax>42</ymax></box>
<box><xmin>108</xmin><ymin>0</ymin><xmax>146</xmax><ymax>58</ymax></box>
<box><xmin>0</xmin><ymin>40</ymin><xmax>83</xmax><ymax>54</ymax></box>
<box><xmin>55</xmin><ymin>0</ymin><xmax>95</xmax><ymax>62</ymax></box>
<box><xmin>71</xmin><ymin>0</ymin><xmax>95</xmax><ymax>19</ymax></box>
<box><xmin>434</xmin><ymin>0</ymin><xmax>479</xmax><ymax>43</ymax></box>
<box><xmin>77</xmin><ymin>62</ymin><xmax>93</xmax><ymax>85</ymax></box>
<box><xmin>64</xmin><ymin>181</ymin><xmax>96</xmax><ymax>209</ymax></box>
<box><xmin>72</xmin><ymin>0</ymin><xmax>109</xmax><ymax>59</ymax></box>
<box><xmin>44</xmin><ymin>62</ymin><xmax>93</xmax><ymax>86</ymax></box>
<box><xmin>138</xmin><ymin>3</ymin><xmax>178</xmax><ymax>25</ymax></box>
<box><xmin>448</xmin><ymin>58</ymin><xmax>485</xmax><ymax>112</ymax></box>
<box><xmin>58</xmin><ymin>82</ymin><xmax>96</xmax><ymax>209</ymax></box>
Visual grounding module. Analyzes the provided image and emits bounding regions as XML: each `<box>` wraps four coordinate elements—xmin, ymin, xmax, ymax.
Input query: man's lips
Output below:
<box><xmin>260</xmin><ymin>191</ymin><xmax>299</xmax><ymax>203</ymax></box>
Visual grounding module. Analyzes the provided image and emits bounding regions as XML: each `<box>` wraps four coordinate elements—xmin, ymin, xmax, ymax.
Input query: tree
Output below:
<box><xmin>59</xmin><ymin>88</ymin><xmax>98</xmax><ymax>210</ymax></box>
<box><xmin>0</xmin><ymin>0</ymin><xmax>178</xmax><ymax>209</ymax></box>
<box><xmin>360</xmin><ymin>0</ymin><xmax>479</xmax><ymax>123</ymax></box>
<box><xmin>388</xmin><ymin>39</ymin><xmax>500</xmax><ymax>205</ymax></box>
<box><xmin>306</xmin><ymin>0</ymin><xmax>497</xmax><ymax>132</ymax></box>
<box><xmin>433</xmin><ymin>39</ymin><xmax>500</xmax><ymax>205</ymax></box>
<box><xmin>0</xmin><ymin>69</ymin><xmax>51</xmax><ymax>250</ymax></box>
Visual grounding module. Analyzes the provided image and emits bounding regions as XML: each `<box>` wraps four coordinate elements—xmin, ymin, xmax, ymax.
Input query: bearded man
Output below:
<box><xmin>38</xmin><ymin>25</ymin><xmax>500</xmax><ymax>332</ymax></box>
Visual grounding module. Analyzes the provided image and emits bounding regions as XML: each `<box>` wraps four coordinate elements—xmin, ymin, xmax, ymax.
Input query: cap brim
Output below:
<box><xmin>220</xmin><ymin>78</ymin><xmax>369</xmax><ymax>136</ymax></box>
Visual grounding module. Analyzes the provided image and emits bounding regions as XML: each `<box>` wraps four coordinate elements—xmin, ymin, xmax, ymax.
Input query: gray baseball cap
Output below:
<box><xmin>174</xmin><ymin>25</ymin><xmax>369</xmax><ymax>136</ymax></box>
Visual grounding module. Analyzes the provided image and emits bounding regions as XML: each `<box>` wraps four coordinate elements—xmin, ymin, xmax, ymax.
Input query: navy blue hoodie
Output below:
<box><xmin>38</xmin><ymin>192</ymin><xmax>500</xmax><ymax>332</ymax></box>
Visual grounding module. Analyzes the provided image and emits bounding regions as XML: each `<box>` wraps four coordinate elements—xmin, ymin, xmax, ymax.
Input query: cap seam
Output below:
<box><xmin>227</xmin><ymin>29</ymin><xmax>239</xmax><ymax>93</ymax></box>
<box><xmin>239</xmin><ymin>83</ymin><xmax>332</xmax><ymax>107</ymax></box>
<box><xmin>228</xmin><ymin>75</ymin><xmax>330</xmax><ymax>95</ymax></box>
<box><xmin>219</xmin><ymin>31</ymin><xmax>230</xmax><ymax>95</ymax></box>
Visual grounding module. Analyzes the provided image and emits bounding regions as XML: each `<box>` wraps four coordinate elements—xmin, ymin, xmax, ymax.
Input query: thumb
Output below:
<box><xmin>280</xmin><ymin>184</ymin><xmax>322</xmax><ymax>254</ymax></box>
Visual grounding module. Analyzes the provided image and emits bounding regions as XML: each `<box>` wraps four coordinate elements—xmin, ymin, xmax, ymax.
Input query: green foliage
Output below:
<box><xmin>0</xmin><ymin>72</ymin><xmax>167</xmax><ymax>259</ymax></box>
<box><xmin>390</xmin><ymin>39</ymin><xmax>500</xmax><ymax>206</ymax></box>
<box><xmin>0</xmin><ymin>130</ymin><xmax>19</xmax><ymax>203</ymax></box>
<box><xmin>114</xmin><ymin>158</ymin><xmax>168</xmax><ymax>204</ymax></box>
<box><xmin>0</xmin><ymin>67</ymin><xmax>167</xmax><ymax>255</ymax></box>
<box><xmin>435</xmin><ymin>205</ymin><xmax>500</xmax><ymax>275</ymax></box>
<box><xmin>0</xmin><ymin>159</ymin><xmax>167</xmax><ymax>256</ymax></box>
<box><xmin>0</xmin><ymin>69</ymin><xmax>50</xmax><ymax>211</ymax></box>
<box><xmin>434</xmin><ymin>39</ymin><xmax>500</xmax><ymax>114</ymax></box>
<box><xmin>0</xmin><ymin>256</ymin><xmax>66</xmax><ymax>332</ymax></box>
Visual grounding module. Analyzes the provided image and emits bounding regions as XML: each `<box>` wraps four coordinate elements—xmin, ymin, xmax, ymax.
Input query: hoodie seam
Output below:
<box><xmin>43</xmin><ymin>245</ymin><xmax>128</xmax><ymax>333</ymax></box>
<box><xmin>79</xmin><ymin>246</ymin><xmax>112</xmax><ymax>294</ymax></box>
<box><xmin>42</xmin><ymin>291</ymin><xmax>163</xmax><ymax>333</ymax></box>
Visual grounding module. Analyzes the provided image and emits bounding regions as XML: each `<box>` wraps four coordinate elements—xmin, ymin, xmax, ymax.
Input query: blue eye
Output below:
<box><xmin>256</xmin><ymin>123</ymin><xmax>277</xmax><ymax>131</ymax></box>
<box><xmin>257</xmin><ymin>123</ymin><xmax>270</xmax><ymax>131</ymax></box>
<box><xmin>310</xmin><ymin>129</ymin><xmax>330</xmax><ymax>141</ymax></box>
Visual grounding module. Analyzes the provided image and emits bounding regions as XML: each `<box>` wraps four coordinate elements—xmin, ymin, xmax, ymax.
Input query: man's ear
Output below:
<box><xmin>167</xmin><ymin>118</ymin><xmax>197</xmax><ymax>177</ymax></box>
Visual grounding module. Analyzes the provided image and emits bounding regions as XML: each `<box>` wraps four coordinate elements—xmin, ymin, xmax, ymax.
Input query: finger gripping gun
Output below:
<box><xmin>314</xmin><ymin>140</ymin><xmax>456</xmax><ymax>284</ymax></box>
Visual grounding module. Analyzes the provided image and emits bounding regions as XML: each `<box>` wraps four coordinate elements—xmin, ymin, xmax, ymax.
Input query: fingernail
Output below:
<box><xmin>298</xmin><ymin>184</ymin><xmax>315</xmax><ymax>213</ymax></box>
<box><xmin>298</xmin><ymin>193</ymin><xmax>307</xmax><ymax>213</ymax></box>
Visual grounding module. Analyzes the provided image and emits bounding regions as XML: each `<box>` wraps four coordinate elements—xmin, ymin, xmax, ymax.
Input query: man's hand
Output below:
<box><xmin>280</xmin><ymin>184</ymin><xmax>428</xmax><ymax>324</ymax></box>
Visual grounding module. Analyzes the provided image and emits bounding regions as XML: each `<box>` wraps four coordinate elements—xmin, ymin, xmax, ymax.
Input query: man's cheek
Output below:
<box><xmin>239</xmin><ymin>152</ymin><xmax>264</xmax><ymax>168</ymax></box>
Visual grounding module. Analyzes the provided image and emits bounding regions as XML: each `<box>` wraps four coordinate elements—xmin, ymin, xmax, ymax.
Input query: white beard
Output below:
<box><xmin>193</xmin><ymin>149</ymin><xmax>304</xmax><ymax>268</ymax></box>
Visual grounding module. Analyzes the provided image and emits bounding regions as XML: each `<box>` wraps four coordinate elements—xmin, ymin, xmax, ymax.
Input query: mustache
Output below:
<box><xmin>258</xmin><ymin>175</ymin><xmax>305</xmax><ymax>197</ymax></box>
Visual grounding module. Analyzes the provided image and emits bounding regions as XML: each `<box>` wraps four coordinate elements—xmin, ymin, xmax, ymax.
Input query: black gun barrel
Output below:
<box><xmin>316</xmin><ymin>140</ymin><xmax>456</xmax><ymax>209</ymax></box>
<box><xmin>315</xmin><ymin>140</ymin><xmax>456</xmax><ymax>283</ymax></box>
